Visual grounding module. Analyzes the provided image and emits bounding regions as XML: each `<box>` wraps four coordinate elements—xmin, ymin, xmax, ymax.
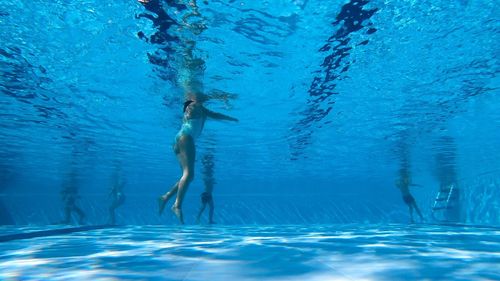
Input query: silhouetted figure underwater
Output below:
<box><xmin>138</xmin><ymin>0</ymin><xmax>238</xmax><ymax>224</ymax></box>
<box><xmin>196</xmin><ymin>153</ymin><xmax>216</xmax><ymax>224</ymax></box>
<box><xmin>396</xmin><ymin>169</ymin><xmax>424</xmax><ymax>223</ymax></box>
<box><xmin>108</xmin><ymin>175</ymin><xmax>126</xmax><ymax>225</ymax></box>
<box><xmin>158</xmin><ymin>99</ymin><xmax>237</xmax><ymax>224</ymax></box>
<box><xmin>60</xmin><ymin>173</ymin><xmax>86</xmax><ymax>225</ymax></box>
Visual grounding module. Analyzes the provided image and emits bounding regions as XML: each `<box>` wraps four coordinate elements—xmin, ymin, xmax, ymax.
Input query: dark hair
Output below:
<box><xmin>183</xmin><ymin>100</ymin><xmax>194</xmax><ymax>112</ymax></box>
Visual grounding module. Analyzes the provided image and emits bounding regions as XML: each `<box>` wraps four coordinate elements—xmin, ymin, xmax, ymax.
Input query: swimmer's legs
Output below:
<box><xmin>408</xmin><ymin>204</ymin><xmax>415</xmax><ymax>223</ymax></box>
<box><xmin>63</xmin><ymin>205</ymin><xmax>72</xmax><ymax>224</ymax></box>
<box><xmin>196</xmin><ymin>201</ymin><xmax>207</xmax><ymax>224</ymax></box>
<box><xmin>75</xmin><ymin>207</ymin><xmax>86</xmax><ymax>225</ymax></box>
<box><xmin>413</xmin><ymin>201</ymin><xmax>424</xmax><ymax>222</ymax></box>
<box><xmin>208</xmin><ymin>198</ymin><xmax>215</xmax><ymax>224</ymax></box>
<box><xmin>159</xmin><ymin>182</ymin><xmax>179</xmax><ymax>215</ymax></box>
<box><xmin>196</xmin><ymin>197</ymin><xmax>215</xmax><ymax>224</ymax></box>
<box><xmin>109</xmin><ymin>208</ymin><xmax>116</xmax><ymax>225</ymax></box>
<box><xmin>109</xmin><ymin>201</ymin><xmax>117</xmax><ymax>224</ymax></box>
<box><xmin>172</xmin><ymin>135</ymin><xmax>195</xmax><ymax>224</ymax></box>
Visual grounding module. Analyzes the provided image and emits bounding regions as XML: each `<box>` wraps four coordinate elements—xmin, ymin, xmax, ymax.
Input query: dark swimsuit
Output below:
<box><xmin>201</xmin><ymin>192</ymin><xmax>213</xmax><ymax>204</ymax></box>
<box><xmin>402</xmin><ymin>194</ymin><xmax>415</xmax><ymax>205</ymax></box>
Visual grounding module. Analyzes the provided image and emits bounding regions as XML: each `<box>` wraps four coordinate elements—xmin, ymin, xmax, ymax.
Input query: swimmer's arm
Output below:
<box><xmin>204</xmin><ymin>109</ymin><xmax>238</xmax><ymax>122</ymax></box>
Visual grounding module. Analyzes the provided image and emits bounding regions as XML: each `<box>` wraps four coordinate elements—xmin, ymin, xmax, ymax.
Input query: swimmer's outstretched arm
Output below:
<box><xmin>205</xmin><ymin>108</ymin><xmax>238</xmax><ymax>122</ymax></box>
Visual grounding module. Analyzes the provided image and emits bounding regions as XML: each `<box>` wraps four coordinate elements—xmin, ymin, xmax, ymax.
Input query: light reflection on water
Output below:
<box><xmin>0</xmin><ymin>224</ymin><xmax>499</xmax><ymax>280</ymax></box>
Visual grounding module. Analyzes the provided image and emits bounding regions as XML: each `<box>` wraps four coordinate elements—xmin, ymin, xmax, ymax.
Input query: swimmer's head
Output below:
<box><xmin>183</xmin><ymin>100</ymin><xmax>195</xmax><ymax>112</ymax></box>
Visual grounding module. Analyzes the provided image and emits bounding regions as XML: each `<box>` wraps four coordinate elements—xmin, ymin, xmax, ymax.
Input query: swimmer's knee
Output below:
<box><xmin>183</xmin><ymin>171</ymin><xmax>194</xmax><ymax>182</ymax></box>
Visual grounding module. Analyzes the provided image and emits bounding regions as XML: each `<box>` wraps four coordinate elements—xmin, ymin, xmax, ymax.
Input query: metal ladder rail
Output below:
<box><xmin>432</xmin><ymin>184</ymin><xmax>455</xmax><ymax>221</ymax></box>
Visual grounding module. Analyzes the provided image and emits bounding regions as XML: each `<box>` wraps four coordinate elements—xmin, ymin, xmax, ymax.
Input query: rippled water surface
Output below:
<box><xmin>1</xmin><ymin>0</ymin><xmax>498</xmax><ymax>196</ymax></box>
<box><xmin>1</xmin><ymin>224</ymin><xmax>499</xmax><ymax>280</ymax></box>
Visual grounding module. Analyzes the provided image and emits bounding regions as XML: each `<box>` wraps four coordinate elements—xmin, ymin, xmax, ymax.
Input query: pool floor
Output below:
<box><xmin>1</xmin><ymin>224</ymin><xmax>499</xmax><ymax>280</ymax></box>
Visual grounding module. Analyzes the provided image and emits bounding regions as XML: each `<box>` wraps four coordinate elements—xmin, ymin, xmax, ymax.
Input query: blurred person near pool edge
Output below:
<box><xmin>60</xmin><ymin>170</ymin><xmax>86</xmax><ymax>225</ymax></box>
<box><xmin>196</xmin><ymin>152</ymin><xmax>216</xmax><ymax>224</ymax></box>
<box><xmin>108</xmin><ymin>166</ymin><xmax>126</xmax><ymax>225</ymax></box>
<box><xmin>396</xmin><ymin>168</ymin><xmax>424</xmax><ymax>223</ymax></box>
<box><xmin>137</xmin><ymin>0</ymin><xmax>238</xmax><ymax>224</ymax></box>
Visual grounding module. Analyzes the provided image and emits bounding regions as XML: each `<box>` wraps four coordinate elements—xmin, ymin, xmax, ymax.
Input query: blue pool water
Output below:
<box><xmin>1</xmin><ymin>0</ymin><xmax>499</xmax><ymax>279</ymax></box>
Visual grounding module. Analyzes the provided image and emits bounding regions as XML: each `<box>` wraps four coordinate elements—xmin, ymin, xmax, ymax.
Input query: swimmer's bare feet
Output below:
<box><xmin>158</xmin><ymin>196</ymin><xmax>167</xmax><ymax>215</ymax></box>
<box><xmin>171</xmin><ymin>206</ymin><xmax>184</xmax><ymax>224</ymax></box>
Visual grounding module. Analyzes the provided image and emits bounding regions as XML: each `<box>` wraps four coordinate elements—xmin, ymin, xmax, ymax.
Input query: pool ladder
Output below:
<box><xmin>431</xmin><ymin>184</ymin><xmax>459</xmax><ymax>221</ymax></box>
